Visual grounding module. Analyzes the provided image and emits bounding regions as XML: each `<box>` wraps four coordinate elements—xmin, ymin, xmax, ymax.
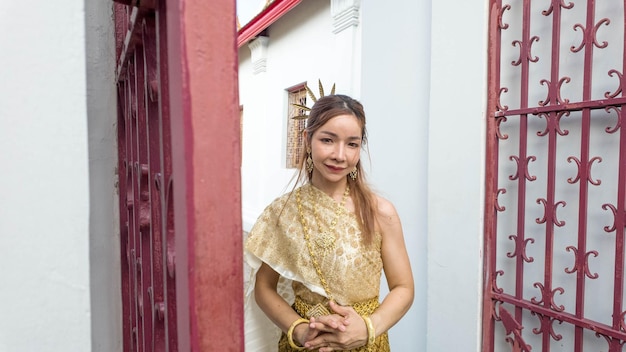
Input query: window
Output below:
<box><xmin>286</xmin><ymin>83</ymin><xmax>307</xmax><ymax>168</ymax></box>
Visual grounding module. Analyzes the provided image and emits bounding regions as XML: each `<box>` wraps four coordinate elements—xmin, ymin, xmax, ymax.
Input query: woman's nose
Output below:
<box><xmin>334</xmin><ymin>144</ymin><xmax>346</xmax><ymax>161</ymax></box>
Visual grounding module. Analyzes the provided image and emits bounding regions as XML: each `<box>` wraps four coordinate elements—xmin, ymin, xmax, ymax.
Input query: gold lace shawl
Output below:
<box><xmin>244</xmin><ymin>184</ymin><xmax>383</xmax><ymax>306</ymax></box>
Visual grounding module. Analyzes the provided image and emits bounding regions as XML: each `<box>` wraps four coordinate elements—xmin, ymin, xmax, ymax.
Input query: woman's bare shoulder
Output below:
<box><xmin>373</xmin><ymin>194</ymin><xmax>399</xmax><ymax>223</ymax></box>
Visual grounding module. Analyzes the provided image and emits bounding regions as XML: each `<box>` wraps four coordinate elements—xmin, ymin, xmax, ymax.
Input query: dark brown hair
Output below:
<box><xmin>294</xmin><ymin>94</ymin><xmax>378</xmax><ymax>244</ymax></box>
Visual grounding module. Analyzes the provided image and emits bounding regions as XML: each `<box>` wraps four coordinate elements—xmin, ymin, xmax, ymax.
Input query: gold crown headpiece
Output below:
<box><xmin>291</xmin><ymin>79</ymin><xmax>336</xmax><ymax>120</ymax></box>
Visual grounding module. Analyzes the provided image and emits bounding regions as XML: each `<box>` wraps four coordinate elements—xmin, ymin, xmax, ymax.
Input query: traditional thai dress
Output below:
<box><xmin>244</xmin><ymin>184</ymin><xmax>390</xmax><ymax>351</ymax></box>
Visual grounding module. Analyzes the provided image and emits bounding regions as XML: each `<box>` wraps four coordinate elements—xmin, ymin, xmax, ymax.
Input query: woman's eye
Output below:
<box><xmin>321</xmin><ymin>138</ymin><xmax>332</xmax><ymax>143</ymax></box>
<box><xmin>349</xmin><ymin>143</ymin><xmax>360</xmax><ymax>148</ymax></box>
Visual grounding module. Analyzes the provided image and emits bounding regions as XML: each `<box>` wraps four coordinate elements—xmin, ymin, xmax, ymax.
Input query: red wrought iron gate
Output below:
<box><xmin>484</xmin><ymin>1</ymin><xmax>626</xmax><ymax>351</ymax></box>
<box><xmin>114</xmin><ymin>1</ymin><xmax>175</xmax><ymax>350</ymax></box>
<box><xmin>113</xmin><ymin>0</ymin><xmax>243</xmax><ymax>351</ymax></box>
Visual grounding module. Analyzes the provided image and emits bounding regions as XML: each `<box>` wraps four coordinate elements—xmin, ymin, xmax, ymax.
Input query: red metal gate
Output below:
<box><xmin>484</xmin><ymin>1</ymin><xmax>626</xmax><ymax>351</ymax></box>
<box><xmin>113</xmin><ymin>0</ymin><xmax>243</xmax><ymax>351</ymax></box>
<box><xmin>114</xmin><ymin>2</ymin><xmax>178</xmax><ymax>350</ymax></box>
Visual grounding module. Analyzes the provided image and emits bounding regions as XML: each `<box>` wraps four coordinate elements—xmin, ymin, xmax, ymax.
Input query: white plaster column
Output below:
<box><xmin>331</xmin><ymin>0</ymin><xmax>360</xmax><ymax>34</ymax></box>
<box><xmin>85</xmin><ymin>1</ymin><xmax>122</xmax><ymax>351</ymax></box>
<box><xmin>427</xmin><ymin>0</ymin><xmax>486</xmax><ymax>350</ymax></box>
<box><xmin>330</xmin><ymin>0</ymin><xmax>362</xmax><ymax>96</ymax></box>
<box><xmin>359</xmin><ymin>1</ymin><xmax>430</xmax><ymax>350</ymax></box>
<box><xmin>248</xmin><ymin>36</ymin><xmax>270</xmax><ymax>75</ymax></box>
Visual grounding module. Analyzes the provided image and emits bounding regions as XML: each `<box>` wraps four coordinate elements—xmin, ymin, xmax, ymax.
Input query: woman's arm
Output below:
<box><xmin>369</xmin><ymin>196</ymin><xmax>415</xmax><ymax>337</ymax></box>
<box><xmin>255</xmin><ymin>262</ymin><xmax>323</xmax><ymax>346</ymax></box>
<box><xmin>255</xmin><ymin>263</ymin><xmax>300</xmax><ymax>332</ymax></box>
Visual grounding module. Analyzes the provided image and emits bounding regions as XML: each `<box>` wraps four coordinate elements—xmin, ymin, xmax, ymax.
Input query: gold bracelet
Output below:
<box><xmin>362</xmin><ymin>315</ymin><xmax>376</xmax><ymax>346</ymax></box>
<box><xmin>287</xmin><ymin>318</ymin><xmax>309</xmax><ymax>350</ymax></box>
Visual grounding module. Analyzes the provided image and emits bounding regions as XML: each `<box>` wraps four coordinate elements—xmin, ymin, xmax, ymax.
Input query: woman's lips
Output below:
<box><xmin>325</xmin><ymin>165</ymin><xmax>345</xmax><ymax>173</ymax></box>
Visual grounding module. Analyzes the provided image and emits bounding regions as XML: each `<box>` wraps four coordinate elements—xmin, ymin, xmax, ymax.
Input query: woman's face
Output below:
<box><xmin>309</xmin><ymin>114</ymin><xmax>362</xmax><ymax>186</ymax></box>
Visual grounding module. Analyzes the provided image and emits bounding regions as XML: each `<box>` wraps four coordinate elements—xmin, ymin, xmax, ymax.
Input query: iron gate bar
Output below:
<box><xmin>493</xmin><ymin>292</ymin><xmax>626</xmax><ymax>341</ymax></box>
<box><xmin>153</xmin><ymin>1</ymin><xmax>178</xmax><ymax>347</ymax></box>
<box><xmin>510</xmin><ymin>0</ymin><xmax>532</xmax><ymax>331</ymax></box>
<box><xmin>126</xmin><ymin>59</ymin><xmax>141</xmax><ymax>351</ymax></box>
<box><xmin>482</xmin><ymin>1</ymin><xmax>505</xmax><ymax>351</ymax></box>
<box><xmin>536</xmin><ymin>1</ymin><xmax>569</xmax><ymax>351</ymax></box>
<box><xmin>611</xmin><ymin>2</ymin><xmax>626</xmax><ymax>346</ymax></box>
<box><xmin>115</xmin><ymin>0</ymin><xmax>157</xmax><ymax>80</ymax></box>
<box><xmin>572</xmin><ymin>1</ymin><xmax>598</xmax><ymax>347</ymax></box>
<box><xmin>136</xmin><ymin>26</ymin><xmax>152</xmax><ymax>352</ymax></box>
<box><xmin>495</xmin><ymin>97</ymin><xmax>626</xmax><ymax>117</ymax></box>
<box><xmin>612</xmin><ymin>105</ymin><xmax>626</xmax><ymax>347</ymax></box>
<box><xmin>142</xmin><ymin>14</ymin><xmax>166</xmax><ymax>350</ymax></box>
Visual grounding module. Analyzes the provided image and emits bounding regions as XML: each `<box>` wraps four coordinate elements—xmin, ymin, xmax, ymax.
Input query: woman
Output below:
<box><xmin>245</xmin><ymin>94</ymin><xmax>414</xmax><ymax>351</ymax></box>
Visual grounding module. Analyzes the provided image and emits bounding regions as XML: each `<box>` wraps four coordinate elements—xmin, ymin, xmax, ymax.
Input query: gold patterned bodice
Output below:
<box><xmin>245</xmin><ymin>184</ymin><xmax>383</xmax><ymax>306</ymax></box>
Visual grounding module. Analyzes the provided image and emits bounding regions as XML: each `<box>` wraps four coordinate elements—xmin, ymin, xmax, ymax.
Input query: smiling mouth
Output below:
<box><xmin>325</xmin><ymin>165</ymin><xmax>345</xmax><ymax>172</ymax></box>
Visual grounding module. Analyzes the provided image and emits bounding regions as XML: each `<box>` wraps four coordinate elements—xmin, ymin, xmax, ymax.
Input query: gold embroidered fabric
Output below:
<box><xmin>244</xmin><ymin>184</ymin><xmax>387</xmax><ymax>351</ymax></box>
<box><xmin>245</xmin><ymin>184</ymin><xmax>383</xmax><ymax>306</ymax></box>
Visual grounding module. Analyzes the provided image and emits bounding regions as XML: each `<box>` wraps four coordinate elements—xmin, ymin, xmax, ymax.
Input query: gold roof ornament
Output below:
<box><xmin>291</xmin><ymin>80</ymin><xmax>336</xmax><ymax>120</ymax></box>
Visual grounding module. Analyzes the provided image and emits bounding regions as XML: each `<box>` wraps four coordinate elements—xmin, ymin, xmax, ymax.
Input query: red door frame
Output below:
<box><xmin>165</xmin><ymin>0</ymin><xmax>243</xmax><ymax>350</ymax></box>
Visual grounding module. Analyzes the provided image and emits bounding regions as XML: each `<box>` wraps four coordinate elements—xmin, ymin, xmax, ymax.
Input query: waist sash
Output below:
<box><xmin>277</xmin><ymin>296</ymin><xmax>391</xmax><ymax>352</ymax></box>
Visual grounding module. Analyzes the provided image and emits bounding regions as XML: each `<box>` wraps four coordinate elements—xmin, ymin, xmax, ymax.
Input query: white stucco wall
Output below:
<box><xmin>0</xmin><ymin>1</ymin><xmax>93</xmax><ymax>351</ymax></box>
<box><xmin>360</xmin><ymin>1</ymin><xmax>430</xmax><ymax>351</ymax></box>
<box><xmin>427</xmin><ymin>1</ymin><xmax>488</xmax><ymax>351</ymax></box>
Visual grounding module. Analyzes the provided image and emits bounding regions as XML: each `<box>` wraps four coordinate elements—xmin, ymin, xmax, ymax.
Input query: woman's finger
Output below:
<box><xmin>305</xmin><ymin>334</ymin><xmax>335</xmax><ymax>350</ymax></box>
<box><xmin>309</xmin><ymin>321</ymin><xmax>341</xmax><ymax>333</ymax></box>
<box><xmin>310</xmin><ymin>315</ymin><xmax>347</xmax><ymax>332</ymax></box>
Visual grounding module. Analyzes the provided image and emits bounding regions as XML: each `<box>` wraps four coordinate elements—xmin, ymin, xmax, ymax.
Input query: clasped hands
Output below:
<box><xmin>294</xmin><ymin>301</ymin><xmax>369</xmax><ymax>352</ymax></box>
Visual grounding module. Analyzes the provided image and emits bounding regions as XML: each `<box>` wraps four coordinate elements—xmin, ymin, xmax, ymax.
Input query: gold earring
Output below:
<box><xmin>349</xmin><ymin>167</ymin><xmax>358</xmax><ymax>181</ymax></box>
<box><xmin>306</xmin><ymin>150</ymin><xmax>314</xmax><ymax>174</ymax></box>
